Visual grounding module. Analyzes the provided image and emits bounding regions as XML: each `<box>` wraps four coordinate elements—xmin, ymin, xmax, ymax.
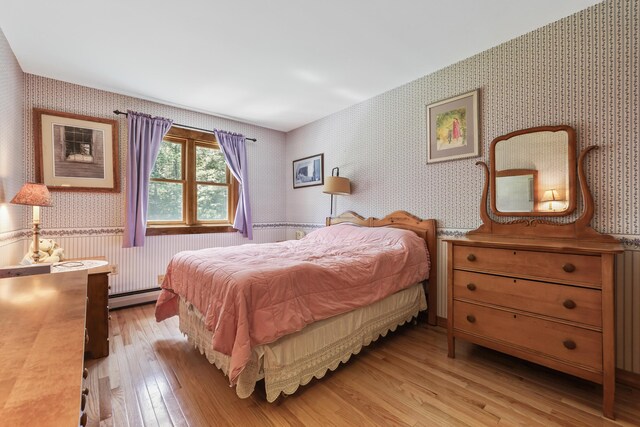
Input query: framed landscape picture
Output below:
<box><xmin>426</xmin><ymin>89</ymin><xmax>479</xmax><ymax>163</ymax></box>
<box><xmin>292</xmin><ymin>153</ymin><xmax>324</xmax><ymax>189</ymax></box>
<box><xmin>34</xmin><ymin>108</ymin><xmax>119</xmax><ymax>192</ymax></box>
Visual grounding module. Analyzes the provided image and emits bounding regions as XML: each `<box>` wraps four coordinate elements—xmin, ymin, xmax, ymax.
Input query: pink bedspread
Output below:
<box><xmin>155</xmin><ymin>224</ymin><xmax>430</xmax><ymax>384</ymax></box>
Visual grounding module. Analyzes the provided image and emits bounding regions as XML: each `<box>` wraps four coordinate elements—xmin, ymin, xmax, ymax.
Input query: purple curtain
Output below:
<box><xmin>214</xmin><ymin>130</ymin><xmax>253</xmax><ymax>239</ymax></box>
<box><xmin>123</xmin><ymin>110</ymin><xmax>173</xmax><ymax>248</ymax></box>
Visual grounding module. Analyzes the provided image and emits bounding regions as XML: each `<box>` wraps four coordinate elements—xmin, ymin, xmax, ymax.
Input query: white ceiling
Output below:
<box><xmin>0</xmin><ymin>0</ymin><xmax>601</xmax><ymax>132</ymax></box>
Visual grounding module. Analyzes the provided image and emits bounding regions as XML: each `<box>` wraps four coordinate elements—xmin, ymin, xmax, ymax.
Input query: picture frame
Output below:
<box><xmin>33</xmin><ymin>108</ymin><xmax>120</xmax><ymax>192</ymax></box>
<box><xmin>292</xmin><ymin>153</ymin><xmax>324</xmax><ymax>189</ymax></box>
<box><xmin>426</xmin><ymin>89</ymin><xmax>479</xmax><ymax>163</ymax></box>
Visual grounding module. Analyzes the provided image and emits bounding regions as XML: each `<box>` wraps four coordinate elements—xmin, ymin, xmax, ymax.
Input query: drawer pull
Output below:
<box><xmin>562</xmin><ymin>263</ymin><xmax>576</xmax><ymax>273</ymax></box>
<box><xmin>467</xmin><ymin>254</ymin><xmax>476</xmax><ymax>262</ymax></box>
<box><xmin>81</xmin><ymin>393</ymin><xmax>87</xmax><ymax>411</ymax></box>
<box><xmin>466</xmin><ymin>283</ymin><xmax>476</xmax><ymax>291</ymax></box>
<box><xmin>83</xmin><ymin>368</ymin><xmax>88</xmax><ymax>379</ymax></box>
<box><xmin>82</xmin><ymin>387</ymin><xmax>89</xmax><ymax>396</ymax></box>
<box><xmin>563</xmin><ymin>339</ymin><xmax>577</xmax><ymax>350</ymax></box>
<box><xmin>80</xmin><ymin>412</ymin><xmax>88</xmax><ymax>427</ymax></box>
<box><xmin>466</xmin><ymin>315</ymin><xmax>476</xmax><ymax>323</ymax></box>
<box><xmin>563</xmin><ymin>299</ymin><xmax>576</xmax><ymax>309</ymax></box>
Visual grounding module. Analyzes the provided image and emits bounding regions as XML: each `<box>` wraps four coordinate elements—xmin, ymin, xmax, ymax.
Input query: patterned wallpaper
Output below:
<box><xmin>0</xmin><ymin>27</ymin><xmax>25</xmax><ymax>237</ymax></box>
<box><xmin>285</xmin><ymin>0</ymin><xmax>639</xmax><ymax>238</ymax></box>
<box><xmin>23</xmin><ymin>75</ymin><xmax>287</xmax><ymax>229</ymax></box>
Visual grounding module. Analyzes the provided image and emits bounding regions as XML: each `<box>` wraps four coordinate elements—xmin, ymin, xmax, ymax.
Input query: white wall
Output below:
<box><xmin>17</xmin><ymin>75</ymin><xmax>287</xmax><ymax>293</ymax></box>
<box><xmin>284</xmin><ymin>0</ymin><xmax>640</xmax><ymax>374</ymax></box>
<box><xmin>0</xmin><ymin>27</ymin><xmax>26</xmax><ymax>264</ymax></box>
<box><xmin>285</xmin><ymin>0</ymin><xmax>639</xmax><ymax>237</ymax></box>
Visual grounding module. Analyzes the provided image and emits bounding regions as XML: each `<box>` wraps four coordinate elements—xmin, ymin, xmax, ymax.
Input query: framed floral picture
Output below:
<box><xmin>34</xmin><ymin>108</ymin><xmax>120</xmax><ymax>192</ymax></box>
<box><xmin>292</xmin><ymin>153</ymin><xmax>324</xmax><ymax>189</ymax></box>
<box><xmin>426</xmin><ymin>90</ymin><xmax>479</xmax><ymax>163</ymax></box>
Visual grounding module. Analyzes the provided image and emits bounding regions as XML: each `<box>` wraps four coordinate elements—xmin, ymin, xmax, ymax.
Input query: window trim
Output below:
<box><xmin>146</xmin><ymin>127</ymin><xmax>238</xmax><ymax>235</ymax></box>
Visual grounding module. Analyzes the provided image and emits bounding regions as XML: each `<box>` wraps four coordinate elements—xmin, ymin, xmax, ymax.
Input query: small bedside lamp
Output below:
<box><xmin>10</xmin><ymin>183</ymin><xmax>53</xmax><ymax>263</ymax></box>
<box><xmin>541</xmin><ymin>189</ymin><xmax>565</xmax><ymax>212</ymax></box>
<box><xmin>323</xmin><ymin>167</ymin><xmax>351</xmax><ymax>216</ymax></box>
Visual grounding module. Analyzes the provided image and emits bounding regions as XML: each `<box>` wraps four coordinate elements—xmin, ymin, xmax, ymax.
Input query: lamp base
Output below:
<box><xmin>31</xmin><ymin>222</ymin><xmax>41</xmax><ymax>264</ymax></box>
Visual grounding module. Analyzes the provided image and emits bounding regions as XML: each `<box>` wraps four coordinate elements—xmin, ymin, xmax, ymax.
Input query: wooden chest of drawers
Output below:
<box><xmin>0</xmin><ymin>271</ymin><xmax>90</xmax><ymax>426</ymax></box>
<box><xmin>446</xmin><ymin>236</ymin><xmax>622</xmax><ymax>419</ymax></box>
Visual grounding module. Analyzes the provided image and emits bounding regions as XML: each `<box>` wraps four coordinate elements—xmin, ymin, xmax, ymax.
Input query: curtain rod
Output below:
<box><xmin>113</xmin><ymin>110</ymin><xmax>258</xmax><ymax>142</ymax></box>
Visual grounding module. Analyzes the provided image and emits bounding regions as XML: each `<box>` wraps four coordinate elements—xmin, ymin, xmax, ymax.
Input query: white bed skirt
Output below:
<box><xmin>178</xmin><ymin>283</ymin><xmax>427</xmax><ymax>402</ymax></box>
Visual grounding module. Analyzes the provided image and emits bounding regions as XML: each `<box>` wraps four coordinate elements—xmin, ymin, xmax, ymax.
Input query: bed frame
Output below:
<box><xmin>326</xmin><ymin>210</ymin><xmax>438</xmax><ymax>326</ymax></box>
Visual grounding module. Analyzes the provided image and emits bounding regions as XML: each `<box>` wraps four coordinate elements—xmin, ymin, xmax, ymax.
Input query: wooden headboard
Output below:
<box><xmin>326</xmin><ymin>210</ymin><xmax>438</xmax><ymax>326</ymax></box>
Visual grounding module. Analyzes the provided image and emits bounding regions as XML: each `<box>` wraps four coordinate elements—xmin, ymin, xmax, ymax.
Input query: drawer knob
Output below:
<box><xmin>563</xmin><ymin>299</ymin><xmax>576</xmax><ymax>309</ymax></box>
<box><xmin>83</xmin><ymin>368</ymin><xmax>88</xmax><ymax>379</ymax></box>
<box><xmin>80</xmin><ymin>412</ymin><xmax>88</xmax><ymax>427</ymax></box>
<box><xmin>466</xmin><ymin>314</ymin><xmax>476</xmax><ymax>323</ymax></box>
<box><xmin>81</xmin><ymin>393</ymin><xmax>87</xmax><ymax>411</ymax></box>
<box><xmin>467</xmin><ymin>254</ymin><xmax>476</xmax><ymax>262</ymax></box>
<box><xmin>563</xmin><ymin>339</ymin><xmax>577</xmax><ymax>350</ymax></box>
<box><xmin>466</xmin><ymin>283</ymin><xmax>476</xmax><ymax>291</ymax></box>
<box><xmin>562</xmin><ymin>263</ymin><xmax>576</xmax><ymax>273</ymax></box>
<box><xmin>82</xmin><ymin>387</ymin><xmax>89</xmax><ymax>396</ymax></box>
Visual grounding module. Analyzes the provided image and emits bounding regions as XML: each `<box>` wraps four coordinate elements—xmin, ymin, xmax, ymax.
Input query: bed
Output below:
<box><xmin>155</xmin><ymin>211</ymin><xmax>438</xmax><ymax>401</ymax></box>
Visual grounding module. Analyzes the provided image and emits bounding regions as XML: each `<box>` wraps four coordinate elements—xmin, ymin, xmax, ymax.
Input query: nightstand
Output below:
<box><xmin>54</xmin><ymin>259</ymin><xmax>112</xmax><ymax>359</ymax></box>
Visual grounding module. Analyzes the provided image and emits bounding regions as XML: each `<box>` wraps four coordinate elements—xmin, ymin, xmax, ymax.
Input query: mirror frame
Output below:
<box><xmin>490</xmin><ymin>125</ymin><xmax>577</xmax><ymax>217</ymax></box>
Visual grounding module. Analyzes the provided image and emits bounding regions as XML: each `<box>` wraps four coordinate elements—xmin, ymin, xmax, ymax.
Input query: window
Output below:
<box><xmin>146</xmin><ymin>127</ymin><xmax>238</xmax><ymax>235</ymax></box>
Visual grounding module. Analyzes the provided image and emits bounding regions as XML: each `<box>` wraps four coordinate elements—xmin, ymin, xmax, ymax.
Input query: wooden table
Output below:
<box><xmin>0</xmin><ymin>270</ymin><xmax>88</xmax><ymax>426</ymax></box>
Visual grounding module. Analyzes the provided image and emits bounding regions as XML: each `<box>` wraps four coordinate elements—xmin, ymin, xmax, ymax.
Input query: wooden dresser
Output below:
<box><xmin>0</xmin><ymin>270</ymin><xmax>90</xmax><ymax>426</ymax></box>
<box><xmin>84</xmin><ymin>262</ymin><xmax>111</xmax><ymax>359</ymax></box>
<box><xmin>446</xmin><ymin>235</ymin><xmax>622</xmax><ymax>418</ymax></box>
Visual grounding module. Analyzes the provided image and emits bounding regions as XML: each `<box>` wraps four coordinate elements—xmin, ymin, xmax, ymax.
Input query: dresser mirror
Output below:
<box><xmin>490</xmin><ymin>125</ymin><xmax>576</xmax><ymax>216</ymax></box>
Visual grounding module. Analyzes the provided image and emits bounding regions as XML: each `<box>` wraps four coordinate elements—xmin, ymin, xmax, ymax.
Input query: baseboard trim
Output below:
<box><xmin>437</xmin><ymin>316</ymin><xmax>447</xmax><ymax>328</ymax></box>
<box><xmin>109</xmin><ymin>290</ymin><xmax>160</xmax><ymax>309</ymax></box>
<box><xmin>617</xmin><ymin>368</ymin><xmax>640</xmax><ymax>390</ymax></box>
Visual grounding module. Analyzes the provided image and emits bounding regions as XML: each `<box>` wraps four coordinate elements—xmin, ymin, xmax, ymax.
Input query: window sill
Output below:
<box><xmin>145</xmin><ymin>224</ymin><xmax>236</xmax><ymax>236</ymax></box>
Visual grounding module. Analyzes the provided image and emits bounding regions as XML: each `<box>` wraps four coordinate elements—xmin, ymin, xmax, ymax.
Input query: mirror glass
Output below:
<box><xmin>491</xmin><ymin>127</ymin><xmax>576</xmax><ymax>216</ymax></box>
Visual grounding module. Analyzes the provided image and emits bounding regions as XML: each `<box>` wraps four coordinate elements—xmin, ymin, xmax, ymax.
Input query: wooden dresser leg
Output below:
<box><xmin>448</xmin><ymin>335</ymin><xmax>455</xmax><ymax>358</ymax></box>
<box><xmin>603</xmin><ymin>382</ymin><xmax>615</xmax><ymax>419</ymax></box>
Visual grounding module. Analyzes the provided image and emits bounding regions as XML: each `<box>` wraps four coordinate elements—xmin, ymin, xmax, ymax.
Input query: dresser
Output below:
<box><xmin>53</xmin><ymin>259</ymin><xmax>112</xmax><ymax>359</ymax></box>
<box><xmin>84</xmin><ymin>263</ymin><xmax>111</xmax><ymax>358</ymax></box>
<box><xmin>0</xmin><ymin>270</ymin><xmax>90</xmax><ymax>426</ymax></box>
<box><xmin>446</xmin><ymin>235</ymin><xmax>622</xmax><ymax>418</ymax></box>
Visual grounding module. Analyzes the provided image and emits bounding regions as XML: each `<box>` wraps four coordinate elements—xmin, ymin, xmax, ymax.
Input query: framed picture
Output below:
<box><xmin>426</xmin><ymin>89</ymin><xmax>479</xmax><ymax>163</ymax></box>
<box><xmin>34</xmin><ymin>108</ymin><xmax>119</xmax><ymax>192</ymax></box>
<box><xmin>293</xmin><ymin>153</ymin><xmax>324</xmax><ymax>189</ymax></box>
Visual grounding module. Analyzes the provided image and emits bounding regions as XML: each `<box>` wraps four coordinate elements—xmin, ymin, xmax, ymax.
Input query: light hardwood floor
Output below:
<box><xmin>85</xmin><ymin>304</ymin><xmax>640</xmax><ymax>426</ymax></box>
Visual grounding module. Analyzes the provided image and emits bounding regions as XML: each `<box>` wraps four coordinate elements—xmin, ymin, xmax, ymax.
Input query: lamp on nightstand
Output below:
<box><xmin>10</xmin><ymin>183</ymin><xmax>53</xmax><ymax>263</ymax></box>
<box><xmin>323</xmin><ymin>167</ymin><xmax>351</xmax><ymax>216</ymax></box>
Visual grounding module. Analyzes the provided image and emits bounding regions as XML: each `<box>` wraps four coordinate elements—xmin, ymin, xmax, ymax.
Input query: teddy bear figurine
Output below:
<box><xmin>21</xmin><ymin>238</ymin><xmax>65</xmax><ymax>265</ymax></box>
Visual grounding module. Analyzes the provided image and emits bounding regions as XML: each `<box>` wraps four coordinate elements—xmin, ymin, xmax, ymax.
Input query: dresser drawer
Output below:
<box><xmin>453</xmin><ymin>271</ymin><xmax>602</xmax><ymax>327</ymax></box>
<box><xmin>453</xmin><ymin>245</ymin><xmax>601</xmax><ymax>287</ymax></box>
<box><xmin>453</xmin><ymin>300</ymin><xmax>602</xmax><ymax>371</ymax></box>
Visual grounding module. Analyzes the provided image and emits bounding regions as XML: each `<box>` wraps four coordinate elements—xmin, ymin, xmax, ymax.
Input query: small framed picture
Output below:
<box><xmin>33</xmin><ymin>108</ymin><xmax>119</xmax><ymax>192</ymax></box>
<box><xmin>292</xmin><ymin>153</ymin><xmax>324</xmax><ymax>189</ymax></box>
<box><xmin>426</xmin><ymin>89</ymin><xmax>479</xmax><ymax>163</ymax></box>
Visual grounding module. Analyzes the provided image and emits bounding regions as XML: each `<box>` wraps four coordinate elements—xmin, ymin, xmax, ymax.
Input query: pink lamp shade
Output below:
<box><xmin>10</xmin><ymin>183</ymin><xmax>53</xmax><ymax>207</ymax></box>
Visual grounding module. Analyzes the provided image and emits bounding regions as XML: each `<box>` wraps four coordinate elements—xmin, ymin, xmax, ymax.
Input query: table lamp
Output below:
<box><xmin>10</xmin><ymin>183</ymin><xmax>53</xmax><ymax>263</ymax></box>
<box><xmin>323</xmin><ymin>167</ymin><xmax>351</xmax><ymax>216</ymax></box>
<box><xmin>541</xmin><ymin>189</ymin><xmax>565</xmax><ymax>211</ymax></box>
